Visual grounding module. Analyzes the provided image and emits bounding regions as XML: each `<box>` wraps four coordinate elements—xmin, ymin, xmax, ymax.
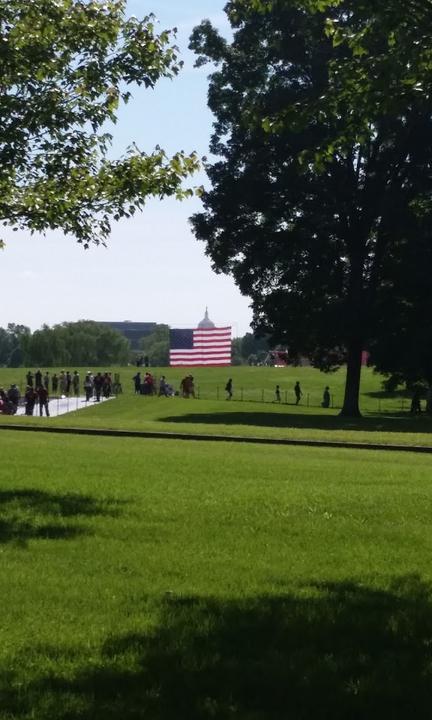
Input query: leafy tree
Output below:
<box><xmin>231</xmin><ymin>337</ymin><xmax>244</xmax><ymax>365</ymax></box>
<box><xmin>23</xmin><ymin>320</ymin><xmax>130</xmax><ymax>366</ymax></box>
<box><xmin>0</xmin><ymin>328</ymin><xmax>13</xmax><ymax>366</ymax></box>
<box><xmin>190</xmin><ymin>0</ymin><xmax>432</xmax><ymax>416</ymax></box>
<box><xmin>0</xmin><ymin>324</ymin><xmax>31</xmax><ymax>366</ymax></box>
<box><xmin>140</xmin><ymin>324</ymin><xmax>170</xmax><ymax>366</ymax></box>
<box><xmin>0</xmin><ymin>0</ymin><xmax>200</xmax><ymax>248</ymax></box>
<box><xmin>240</xmin><ymin>333</ymin><xmax>269</xmax><ymax>362</ymax></box>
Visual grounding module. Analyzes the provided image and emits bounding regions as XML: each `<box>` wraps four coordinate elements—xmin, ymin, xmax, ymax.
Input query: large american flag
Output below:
<box><xmin>169</xmin><ymin>327</ymin><xmax>232</xmax><ymax>366</ymax></box>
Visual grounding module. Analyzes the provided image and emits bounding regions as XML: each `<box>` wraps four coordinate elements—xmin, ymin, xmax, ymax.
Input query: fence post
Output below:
<box><xmin>241</xmin><ymin>387</ymin><xmax>244</xmax><ymax>401</ymax></box>
<box><xmin>197</xmin><ymin>386</ymin><xmax>200</xmax><ymax>399</ymax></box>
<box><xmin>285</xmin><ymin>390</ymin><xmax>287</xmax><ymax>404</ymax></box>
<box><xmin>261</xmin><ymin>389</ymin><xmax>264</xmax><ymax>402</ymax></box>
<box><xmin>307</xmin><ymin>393</ymin><xmax>310</xmax><ymax>407</ymax></box>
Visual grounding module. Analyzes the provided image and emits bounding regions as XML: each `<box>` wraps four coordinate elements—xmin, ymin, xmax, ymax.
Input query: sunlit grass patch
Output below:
<box><xmin>1</xmin><ymin>431</ymin><xmax>432</xmax><ymax>717</ymax></box>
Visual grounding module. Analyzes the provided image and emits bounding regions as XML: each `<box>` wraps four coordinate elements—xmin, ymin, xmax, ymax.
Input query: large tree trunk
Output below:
<box><xmin>340</xmin><ymin>340</ymin><xmax>363</xmax><ymax>417</ymax></box>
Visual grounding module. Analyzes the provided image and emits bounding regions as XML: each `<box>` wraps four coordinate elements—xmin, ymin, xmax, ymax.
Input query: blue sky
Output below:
<box><xmin>0</xmin><ymin>1</ymin><xmax>253</xmax><ymax>337</ymax></box>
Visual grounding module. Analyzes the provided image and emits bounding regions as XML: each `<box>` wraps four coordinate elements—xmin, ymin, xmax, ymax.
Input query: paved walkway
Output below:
<box><xmin>16</xmin><ymin>395</ymin><xmax>114</xmax><ymax>418</ymax></box>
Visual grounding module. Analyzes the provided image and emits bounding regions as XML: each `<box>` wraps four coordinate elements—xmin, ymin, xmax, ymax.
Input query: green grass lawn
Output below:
<box><xmin>1</xmin><ymin>430</ymin><xmax>432</xmax><ymax>718</ymax></box>
<box><xmin>0</xmin><ymin>364</ymin><xmax>416</xmax><ymax>412</ymax></box>
<box><xmin>2</xmin><ymin>365</ymin><xmax>432</xmax><ymax>448</ymax></box>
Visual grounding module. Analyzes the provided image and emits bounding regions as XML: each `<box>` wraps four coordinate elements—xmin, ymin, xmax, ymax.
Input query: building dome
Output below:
<box><xmin>198</xmin><ymin>307</ymin><xmax>215</xmax><ymax>329</ymax></box>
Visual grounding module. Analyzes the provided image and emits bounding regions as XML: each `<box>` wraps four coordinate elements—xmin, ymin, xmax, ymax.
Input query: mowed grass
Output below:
<box><xmin>0</xmin><ymin>364</ymin><xmax>415</xmax><ymax>411</ymax></box>
<box><xmin>1</xmin><ymin>365</ymin><xmax>432</xmax><ymax>447</ymax></box>
<box><xmin>1</xmin><ymin>430</ymin><xmax>432</xmax><ymax>718</ymax></box>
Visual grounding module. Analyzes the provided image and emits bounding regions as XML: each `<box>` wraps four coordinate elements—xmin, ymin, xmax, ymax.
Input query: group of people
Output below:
<box><xmin>26</xmin><ymin>369</ymin><xmax>81</xmax><ymax>397</ymax></box>
<box><xmin>0</xmin><ymin>370</ymin><xmax>116</xmax><ymax>416</ymax></box>
<box><xmin>224</xmin><ymin>379</ymin><xmax>331</xmax><ymax>407</ymax></box>
<box><xmin>26</xmin><ymin>368</ymin><xmax>113</xmax><ymax>402</ymax></box>
<box><xmin>133</xmin><ymin>372</ymin><xmax>175</xmax><ymax>397</ymax></box>
<box><xmin>274</xmin><ymin>381</ymin><xmax>331</xmax><ymax>407</ymax></box>
<box><xmin>0</xmin><ymin>385</ymin><xmax>22</xmax><ymax>415</ymax></box>
<box><xmin>83</xmin><ymin>372</ymin><xmax>113</xmax><ymax>402</ymax></box>
<box><xmin>0</xmin><ymin>384</ymin><xmax>49</xmax><ymax>416</ymax></box>
<box><xmin>132</xmin><ymin>372</ymin><xmax>199</xmax><ymax>399</ymax></box>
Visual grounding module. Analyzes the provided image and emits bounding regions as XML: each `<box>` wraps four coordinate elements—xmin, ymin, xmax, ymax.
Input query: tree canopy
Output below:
<box><xmin>0</xmin><ymin>0</ymin><xmax>200</xmax><ymax>248</ymax></box>
<box><xmin>190</xmin><ymin>0</ymin><xmax>432</xmax><ymax>415</ymax></box>
<box><xmin>20</xmin><ymin>320</ymin><xmax>130</xmax><ymax>366</ymax></box>
<box><xmin>140</xmin><ymin>324</ymin><xmax>170</xmax><ymax>367</ymax></box>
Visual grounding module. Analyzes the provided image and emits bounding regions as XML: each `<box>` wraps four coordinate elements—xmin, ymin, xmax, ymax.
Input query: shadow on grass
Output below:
<box><xmin>0</xmin><ymin>489</ymin><xmax>124</xmax><ymax>545</ymax></box>
<box><xmin>364</xmin><ymin>389</ymin><xmax>410</xmax><ymax>400</ymax></box>
<box><xmin>3</xmin><ymin>575</ymin><xmax>432</xmax><ymax>719</ymax></box>
<box><xmin>160</xmin><ymin>410</ymin><xmax>432</xmax><ymax>435</ymax></box>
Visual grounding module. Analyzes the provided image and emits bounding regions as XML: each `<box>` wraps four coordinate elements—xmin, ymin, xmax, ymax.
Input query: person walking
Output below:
<box><xmin>52</xmin><ymin>373</ymin><xmax>59</xmax><ymax>394</ymax></box>
<box><xmin>93</xmin><ymin>373</ymin><xmax>103</xmax><ymax>402</ymax></box>
<box><xmin>410</xmin><ymin>384</ymin><xmax>422</xmax><ymax>414</ymax></box>
<box><xmin>159</xmin><ymin>375</ymin><xmax>167</xmax><ymax>396</ymax></box>
<box><xmin>275</xmin><ymin>384</ymin><xmax>281</xmax><ymax>402</ymax></box>
<box><xmin>321</xmin><ymin>386</ymin><xmax>330</xmax><ymax>408</ymax></box>
<box><xmin>225</xmin><ymin>378</ymin><xmax>233</xmax><ymax>400</ymax></box>
<box><xmin>103</xmin><ymin>373</ymin><xmax>112</xmax><ymax>398</ymax></box>
<box><xmin>294</xmin><ymin>381</ymin><xmax>302</xmax><ymax>405</ymax></box>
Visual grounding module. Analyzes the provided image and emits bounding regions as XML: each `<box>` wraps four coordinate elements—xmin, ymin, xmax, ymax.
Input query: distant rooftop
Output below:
<box><xmin>100</xmin><ymin>321</ymin><xmax>157</xmax><ymax>350</ymax></box>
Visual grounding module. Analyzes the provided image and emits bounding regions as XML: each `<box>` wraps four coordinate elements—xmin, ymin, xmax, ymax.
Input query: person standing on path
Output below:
<box><xmin>25</xmin><ymin>386</ymin><xmax>37</xmax><ymax>416</ymax></box>
<box><xmin>294</xmin><ymin>381</ymin><xmax>302</xmax><ymax>405</ymax></box>
<box><xmin>65</xmin><ymin>371</ymin><xmax>72</xmax><ymax>397</ymax></box>
<box><xmin>37</xmin><ymin>385</ymin><xmax>50</xmax><ymax>416</ymax></box>
<box><xmin>84</xmin><ymin>373</ymin><xmax>93</xmax><ymax>402</ymax></box>
<box><xmin>275</xmin><ymin>385</ymin><xmax>281</xmax><ymax>402</ymax></box>
<box><xmin>72</xmin><ymin>371</ymin><xmax>80</xmax><ymax>396</ymax></box>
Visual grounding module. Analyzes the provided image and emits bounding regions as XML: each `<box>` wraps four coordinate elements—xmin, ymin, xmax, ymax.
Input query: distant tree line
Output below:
<box><xmin>1</xmin><ymin>322</ymin><xmax>272</xmax><ymax>368</ymax></box>
<box><xmin>0</xmin><ymin>321</ymin><xmax>130</xmax><ymax>368</ymax></box>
